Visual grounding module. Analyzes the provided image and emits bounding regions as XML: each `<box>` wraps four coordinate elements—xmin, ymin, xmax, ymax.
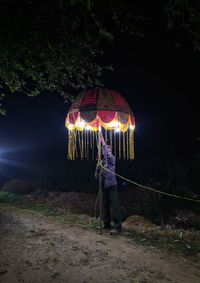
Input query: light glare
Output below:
<box><xmin>85</xmin><ymin>125</ymin><xmax>91</xmax><ymax>130</ymax></box>
<box><xmin>68</xmin><ymin>124</ymin><xmax>74</xmax><ymax>130</ymax></box>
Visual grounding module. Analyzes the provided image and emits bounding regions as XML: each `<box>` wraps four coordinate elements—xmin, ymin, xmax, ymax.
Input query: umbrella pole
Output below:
<box><xmin>98</xmin><ymin>127</ymin><xmax>103</xmax><ymax>235</ymax></box>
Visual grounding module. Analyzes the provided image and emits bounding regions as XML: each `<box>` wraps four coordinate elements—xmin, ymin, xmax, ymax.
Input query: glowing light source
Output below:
<box><xmin>129</xmin><ymin>124</ymin><xmax>135</xmax><ymax>130</ymax></box>
<box><xmin>85</xmin><ymin>125</ymin><xmax>92</xmax><ymax>130</ymax></box>
<box><xmin>68</xmin><ymin>124</ymin><xmax>74</xmax><ymax>130</ymax></box>
<box><xmin>115</xmin><ymin>127</ymin><xmax>120</xmax><ymax>132</ymax></box>
<box><xmin>76</xmin><ymin>120</ymin><xmax>85</xmax><ymax>129</ymax></box>
<box><xmin>110</xmin><ymin>120</ymin><xmax>120</xmax><ymax>128</ymax></box>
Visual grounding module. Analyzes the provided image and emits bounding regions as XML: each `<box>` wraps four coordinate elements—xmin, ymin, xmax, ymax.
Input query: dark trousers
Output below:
<box><xmin>102</xmin><ymin>185</ymin><xmax>121</xmax><ymax>230</ymax></box>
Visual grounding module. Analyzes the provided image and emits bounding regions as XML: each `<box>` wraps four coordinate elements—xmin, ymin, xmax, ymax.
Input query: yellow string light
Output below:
<box><xmin>114</xmin><ymin>131</ymin><xmax>116</xmax><ymax>158</ymax></box>
<box><xmin>123</xmin><ymin>131</ymin><xmax>125</xmax><ymax>160</ymax></box>
<box><xmin>119</xmin><ymin>131</ymin><xmax>121</xmax><ymax>160</ymax></box>
<box><xmin>110</xmin><ymin>130</ymin><xmax>112</xmax><ymax>151</ymax></box>
<box><xmin>129</xmin><ymin>128</ymin><xmax>134</xmax><ymax>160</ymax></box>
<box><xmin>81</xmin><ymin>131</ymin><xmax>84</xmax><ymax>159</ymax></box>
<box><xmin>126</xmin><ymin>130</ymin><xmax>129</xmax><ymax>160</ymax></box>
<box><xmin>92</xmin><ymin>131</ymin><xmax>95</xmax><ymax>160</ymax></box>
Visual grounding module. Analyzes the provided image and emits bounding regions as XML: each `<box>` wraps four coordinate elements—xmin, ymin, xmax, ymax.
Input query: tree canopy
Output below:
<box><xmin>0</xmin><ymin>0</ymin><xmax>200</xmax><ymax>114</ymax></box>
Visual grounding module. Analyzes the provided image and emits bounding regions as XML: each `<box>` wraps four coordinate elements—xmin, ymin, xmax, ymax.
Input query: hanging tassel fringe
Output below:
<box><xmin>67</xmin><ymin>128</ymin><xmax>134</xmax><ymax>160</ymax></box>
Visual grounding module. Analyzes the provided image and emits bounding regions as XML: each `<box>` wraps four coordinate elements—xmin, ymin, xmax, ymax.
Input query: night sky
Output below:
<box><xmin>0</xmin><ymin>25</ymin><xmax>200</xmax><ymax>182</ymax></box>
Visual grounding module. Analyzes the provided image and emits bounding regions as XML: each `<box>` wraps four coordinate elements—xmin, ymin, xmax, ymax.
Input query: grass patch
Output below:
<box><xmin>21</xmin><ymin>204</ymin><xmax>97</xmax><ymax>229</ymax></box>
<box><xmin>124</xmin><ymin>228</ymin><xmax>200</xmax><ymax>257</ymax></box>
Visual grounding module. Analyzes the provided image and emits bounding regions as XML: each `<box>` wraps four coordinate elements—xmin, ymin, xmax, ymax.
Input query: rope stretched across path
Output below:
<box><xmin>101</xmin><ymin>165</ymin><xmax>200</xmax><ymax>204</ymax></box>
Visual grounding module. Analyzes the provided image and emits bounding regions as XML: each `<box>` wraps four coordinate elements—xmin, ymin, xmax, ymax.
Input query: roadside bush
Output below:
<box><xmin>0</xmin><ymin>191</ymin><xmax>19</xmax><ymax>203</ymax></box>
<box><xmin>1</xmin><ymin>179</ymin><xmax>39</xmax><ymax>194</ymax></box>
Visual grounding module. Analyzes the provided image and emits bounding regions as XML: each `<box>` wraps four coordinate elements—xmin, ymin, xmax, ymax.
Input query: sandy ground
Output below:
<box><xmin>0</xmin><ymin>205</ymin><xmax>200</xmax><ymax>283</ymax></box>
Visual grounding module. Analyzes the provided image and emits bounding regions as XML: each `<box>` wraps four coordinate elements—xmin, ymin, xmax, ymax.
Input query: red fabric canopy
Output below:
<box><xmin>69</xmin><ymin>88</ymin><xmax>133</xmax><ymax>113</ymax></box>
<box><xmin>66</xmin><ymin>88</ymin><xmax>135</xmax><ymax>131</ymax></box>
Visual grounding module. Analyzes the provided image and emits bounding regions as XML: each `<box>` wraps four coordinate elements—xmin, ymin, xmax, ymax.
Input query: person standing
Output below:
<box><xmin>95</xmin><ymin>132</ymin><xmax>122</xmax><ymax>234</ymax></box>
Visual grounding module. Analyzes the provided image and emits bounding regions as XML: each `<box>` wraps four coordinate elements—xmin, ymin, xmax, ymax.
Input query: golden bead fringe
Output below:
<box><xmin>67</xmin><ymin>129</ymin><xmax>134</xmax><ymax>160</ymax></box>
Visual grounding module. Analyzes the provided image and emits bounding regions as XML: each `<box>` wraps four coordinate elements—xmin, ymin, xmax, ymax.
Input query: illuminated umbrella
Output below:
<box><xmin>65</xmin><ymin>88</ymin><xmax>135</xmax><ymax>234</ymax></box>
<box><xmin>65</xmin><ymin>88</ymin><xmax>135</xmax><ymax>160</ymax></box>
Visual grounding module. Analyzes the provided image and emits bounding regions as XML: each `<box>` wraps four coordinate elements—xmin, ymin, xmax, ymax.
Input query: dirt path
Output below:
<box><xmin>0</xmin><ymin>205</ymin><xmax>200</xmax><ymax>283</ymax></box>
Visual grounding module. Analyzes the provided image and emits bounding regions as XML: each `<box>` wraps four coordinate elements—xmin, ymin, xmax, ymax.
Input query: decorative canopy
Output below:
<box><xmin>65</xmin><ymin>88</ymin><xmax>135</xmax><ymax>160</ymax></box>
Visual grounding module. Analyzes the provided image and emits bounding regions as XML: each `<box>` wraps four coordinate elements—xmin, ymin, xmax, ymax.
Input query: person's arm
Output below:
<box><xmin>99</xmin><ymin>131</ymin><xmax>106</xmax><ymax>145</ymax></box>
<box><xmin>100</xmin><ymin>132</ymin><xmax>115</xmax><ymax>164</ymax></box>
<box><xmin>99</xmin><ymin>132</ymin><xmax>108</xmax><ymax>158</ymax></box>
<box><xmin>102</xmin><ymin>144</ymin><xmax>109</xmax><ymax>164</ymax></box>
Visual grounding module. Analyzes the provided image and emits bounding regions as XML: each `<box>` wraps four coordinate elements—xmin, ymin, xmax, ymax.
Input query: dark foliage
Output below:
<box><xmin>1</xmin><ymin>1</ymin><xmax>200</xmax><ymax>114</ymax></box>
